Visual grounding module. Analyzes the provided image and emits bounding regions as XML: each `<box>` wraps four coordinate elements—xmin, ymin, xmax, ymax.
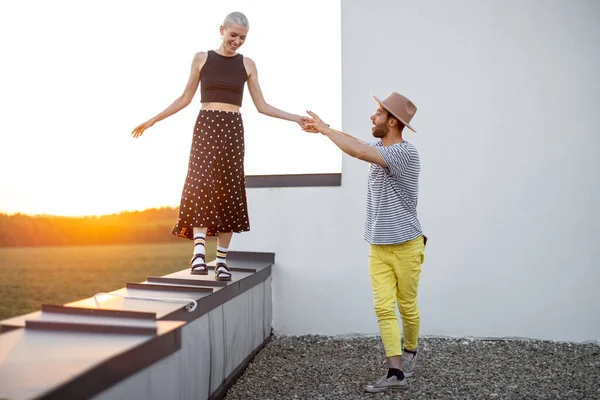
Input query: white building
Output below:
<box><xmin>236</xmin><ymin>0</ymin><xmax>600</xmax><ymax>343</ymax></box>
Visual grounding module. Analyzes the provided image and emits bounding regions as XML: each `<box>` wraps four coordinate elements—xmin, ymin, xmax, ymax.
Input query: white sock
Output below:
<box><xmin>216</xmin><ymin>245</ymin><xmax>228</xmax><ymax>265</ymax></box>
<box><xmin>216</xmin><ymin>246</ymin><xmax>230</xmax><ymax>278</ymax></box>
<box><xmin>192</xmin><ymin>232</ymin><xmax>206</xmax><ymax>269</ymax></box>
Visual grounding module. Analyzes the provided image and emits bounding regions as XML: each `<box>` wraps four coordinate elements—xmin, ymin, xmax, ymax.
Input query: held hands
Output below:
<box><xmin>131</xmin><ymin>120</ymin><xmax>155</xmax><ymax>138</ymax></box>
<box><xmin>300</xmin><ymin>111</ymin><xmax>329</xmax><ymax>134</ymax></box>
<box><xmin>296</xmin><ymin>115</ymin><xmax>312</xmax><ymax>129</ymax></box>
<box><xmin>295</xmin><ymin>114</ymin><xmax>320</xmax><ymax>133</ymax></box>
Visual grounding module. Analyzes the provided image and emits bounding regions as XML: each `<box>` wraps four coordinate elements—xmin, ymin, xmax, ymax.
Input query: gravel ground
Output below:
<box><xmin>225</xmin><ymin>335</ymin><xmax>600</xmax><ymax>400</ymax></box>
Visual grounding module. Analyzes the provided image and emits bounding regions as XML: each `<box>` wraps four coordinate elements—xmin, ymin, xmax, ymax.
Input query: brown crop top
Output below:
<box><xmin>200</xmin><ymin>50</ymin><xmax>248</xmax><ymax>107</ymax></box>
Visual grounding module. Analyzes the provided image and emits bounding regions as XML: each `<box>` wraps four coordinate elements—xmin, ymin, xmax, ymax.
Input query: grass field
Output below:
<box><xmin>0</xmin><ymin>238</ymin><xmax>217</xmax><ymax>320</ymax></box>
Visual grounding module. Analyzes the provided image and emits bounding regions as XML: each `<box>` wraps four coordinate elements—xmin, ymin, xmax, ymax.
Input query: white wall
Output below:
<box><xmin>233</xmin><ymin>0</ymin><xmax>600</xmax><ymax>342</ymax></box>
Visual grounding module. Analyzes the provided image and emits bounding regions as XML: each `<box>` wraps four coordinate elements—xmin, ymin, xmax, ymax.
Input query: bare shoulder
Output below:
<box><xmin>243</xmin><ymin>56</ymin><xmax>257</xmax><ymax>75</ymax></box>
<box><xmin>193</xmin><ymin>51</ymin><xmax>209</xmax><ymax>70</ymax></box>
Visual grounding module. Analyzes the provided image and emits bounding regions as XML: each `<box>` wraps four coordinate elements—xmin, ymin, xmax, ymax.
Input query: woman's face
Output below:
<box><xmin>220</xmin><ymin>23</ymin><xmax>248</xmax><ymax>52</ymax></box>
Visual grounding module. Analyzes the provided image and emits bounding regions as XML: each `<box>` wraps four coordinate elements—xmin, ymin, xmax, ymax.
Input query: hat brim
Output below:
<box><xmin>372</xmin><ymin>95</ymin><xmax>417</xmax><ymax>133</ymax></box>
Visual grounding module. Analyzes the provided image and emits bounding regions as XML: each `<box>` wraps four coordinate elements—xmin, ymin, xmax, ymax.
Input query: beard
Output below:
<box><xmin>371</xmin><ymin>122</ymin><xmax>389</xmax><ymax>138</ymax></box>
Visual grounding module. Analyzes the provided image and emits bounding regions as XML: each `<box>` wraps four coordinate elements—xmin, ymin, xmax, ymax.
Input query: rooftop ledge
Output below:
<box><xmin>245</xmin><ymin>173</ymin><xmax>341</xmax><ymax>188</ymax></box>
<box><xmin>0</xmin><ymin>251</ymin><xmax>274</xmax><ymax>400</ymax></box>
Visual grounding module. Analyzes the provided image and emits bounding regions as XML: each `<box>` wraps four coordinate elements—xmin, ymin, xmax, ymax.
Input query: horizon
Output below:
<box><xmin>0</xmin><ymin>205</ymin><xmax>179</xmax><ymax>219</ymax></box>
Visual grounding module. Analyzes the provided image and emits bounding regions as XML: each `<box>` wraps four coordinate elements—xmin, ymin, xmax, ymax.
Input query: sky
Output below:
<box><xmin>0</xmin><ymin>0</ymin><xmax>341</xmax><ymax>217</ymax></box>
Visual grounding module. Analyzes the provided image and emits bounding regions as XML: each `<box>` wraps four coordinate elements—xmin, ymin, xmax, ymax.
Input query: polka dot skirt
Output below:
<box><xmin>171</xmin><ymin>110</ymin><xmax>250</xmax><ymax>239</ymax></box>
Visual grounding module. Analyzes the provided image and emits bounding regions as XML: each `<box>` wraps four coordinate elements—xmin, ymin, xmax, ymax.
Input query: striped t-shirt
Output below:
<box><xmin>365</xmin><ymin>140</ymin><xmax>423</xmax><ymax>245</ymax></box>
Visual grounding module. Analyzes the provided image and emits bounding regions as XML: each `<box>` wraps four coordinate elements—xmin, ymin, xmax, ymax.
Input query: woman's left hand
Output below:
<box><xmin>296</xmin><ymin>115</ymin><xmax>311</xmax><ymax>127</ymax></box>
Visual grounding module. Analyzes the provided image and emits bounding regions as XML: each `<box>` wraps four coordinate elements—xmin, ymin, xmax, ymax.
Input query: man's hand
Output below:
<box><xmin>301</xmin><ymin>120</ymin><xmax>319</xmax><ymax>133</ymax></box>
<box><xmin>302</xmin><ymin>111</ymin><xmax>329</xmax><ymax>134</ymax></box>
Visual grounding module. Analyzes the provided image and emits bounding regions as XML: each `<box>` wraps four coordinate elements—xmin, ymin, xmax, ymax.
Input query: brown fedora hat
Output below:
<box><xmin>372</xmin><ymin>92</ymin><xmax>417</xmax><ymax>132</ymax></box>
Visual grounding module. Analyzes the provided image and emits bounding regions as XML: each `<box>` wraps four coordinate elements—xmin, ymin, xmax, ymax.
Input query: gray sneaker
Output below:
<box><xmin>402</xmin><ymin>351</ymin><xmax>418</xmax><ymax>377</ymax></box>
<box><xmin>364</xmin><ymin>374</ymin><xmax>408</xmax><ymax>393</ymax></box>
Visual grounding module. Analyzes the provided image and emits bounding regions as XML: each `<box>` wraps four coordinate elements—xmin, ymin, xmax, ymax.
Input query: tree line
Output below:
<box><xmin>0</xmin><ymin>207</ymin><xmax>183</xmax><ymax>247</ymax></box>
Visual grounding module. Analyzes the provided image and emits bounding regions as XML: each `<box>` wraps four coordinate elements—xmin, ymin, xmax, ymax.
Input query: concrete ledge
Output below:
<box><xmin>246</xmin><ymin>173</ymin><xmax>341</xmax><ymax>188</ymax></box>
<box><xmin>0</xmin><ymin>251</ymin><xmax>274</xmax><ymax>400</ymax></box>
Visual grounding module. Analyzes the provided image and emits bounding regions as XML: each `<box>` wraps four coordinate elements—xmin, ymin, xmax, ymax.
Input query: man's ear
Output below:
<box><xmin>390</xmin><ymin>117</ymin><xmax>402</xmax><ymax>129</ymax></box>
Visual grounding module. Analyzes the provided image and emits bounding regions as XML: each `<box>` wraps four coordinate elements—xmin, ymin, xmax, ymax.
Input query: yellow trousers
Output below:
<box><xmin>369</xmin><ymin>235</ymin><xmax>425</xmax><ymax>357</ymax></box>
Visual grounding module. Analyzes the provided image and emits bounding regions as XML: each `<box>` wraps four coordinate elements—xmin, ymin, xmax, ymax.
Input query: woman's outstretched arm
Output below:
<box><xmin>132</xmin><ymin>52</ymin><xmax>206</xmax><ymax>138</ymax></box>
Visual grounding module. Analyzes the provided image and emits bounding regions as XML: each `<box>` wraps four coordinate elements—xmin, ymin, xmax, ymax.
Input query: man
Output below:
<box><xmin>303</xmin><ymin>92</ymin><xmax>426</xmax><ymax>393</ymax></box>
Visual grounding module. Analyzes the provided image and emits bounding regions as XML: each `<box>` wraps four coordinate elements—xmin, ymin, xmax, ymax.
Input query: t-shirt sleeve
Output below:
<box><xmin>376</xmin><ymin>143</ymin><xmax>413</xmax><ymax>178</ymax></box>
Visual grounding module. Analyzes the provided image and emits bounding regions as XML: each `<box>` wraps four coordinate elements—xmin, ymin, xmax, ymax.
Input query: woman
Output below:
<box><xmin>132</xmin><ymin>11</ymin><xmax>308</xmax><ymax>281</ymax></box>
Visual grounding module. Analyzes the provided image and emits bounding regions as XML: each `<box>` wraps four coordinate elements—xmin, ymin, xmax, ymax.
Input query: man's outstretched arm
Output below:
<box><xmin>305</xmin><ymin>111</ymin><xmax>386</xmax><ymax>167</ymax></box>
<box><xmin>331</xmin><ymin>128</ymin><xmax>367</xmax><ymax>145</ymax></box>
